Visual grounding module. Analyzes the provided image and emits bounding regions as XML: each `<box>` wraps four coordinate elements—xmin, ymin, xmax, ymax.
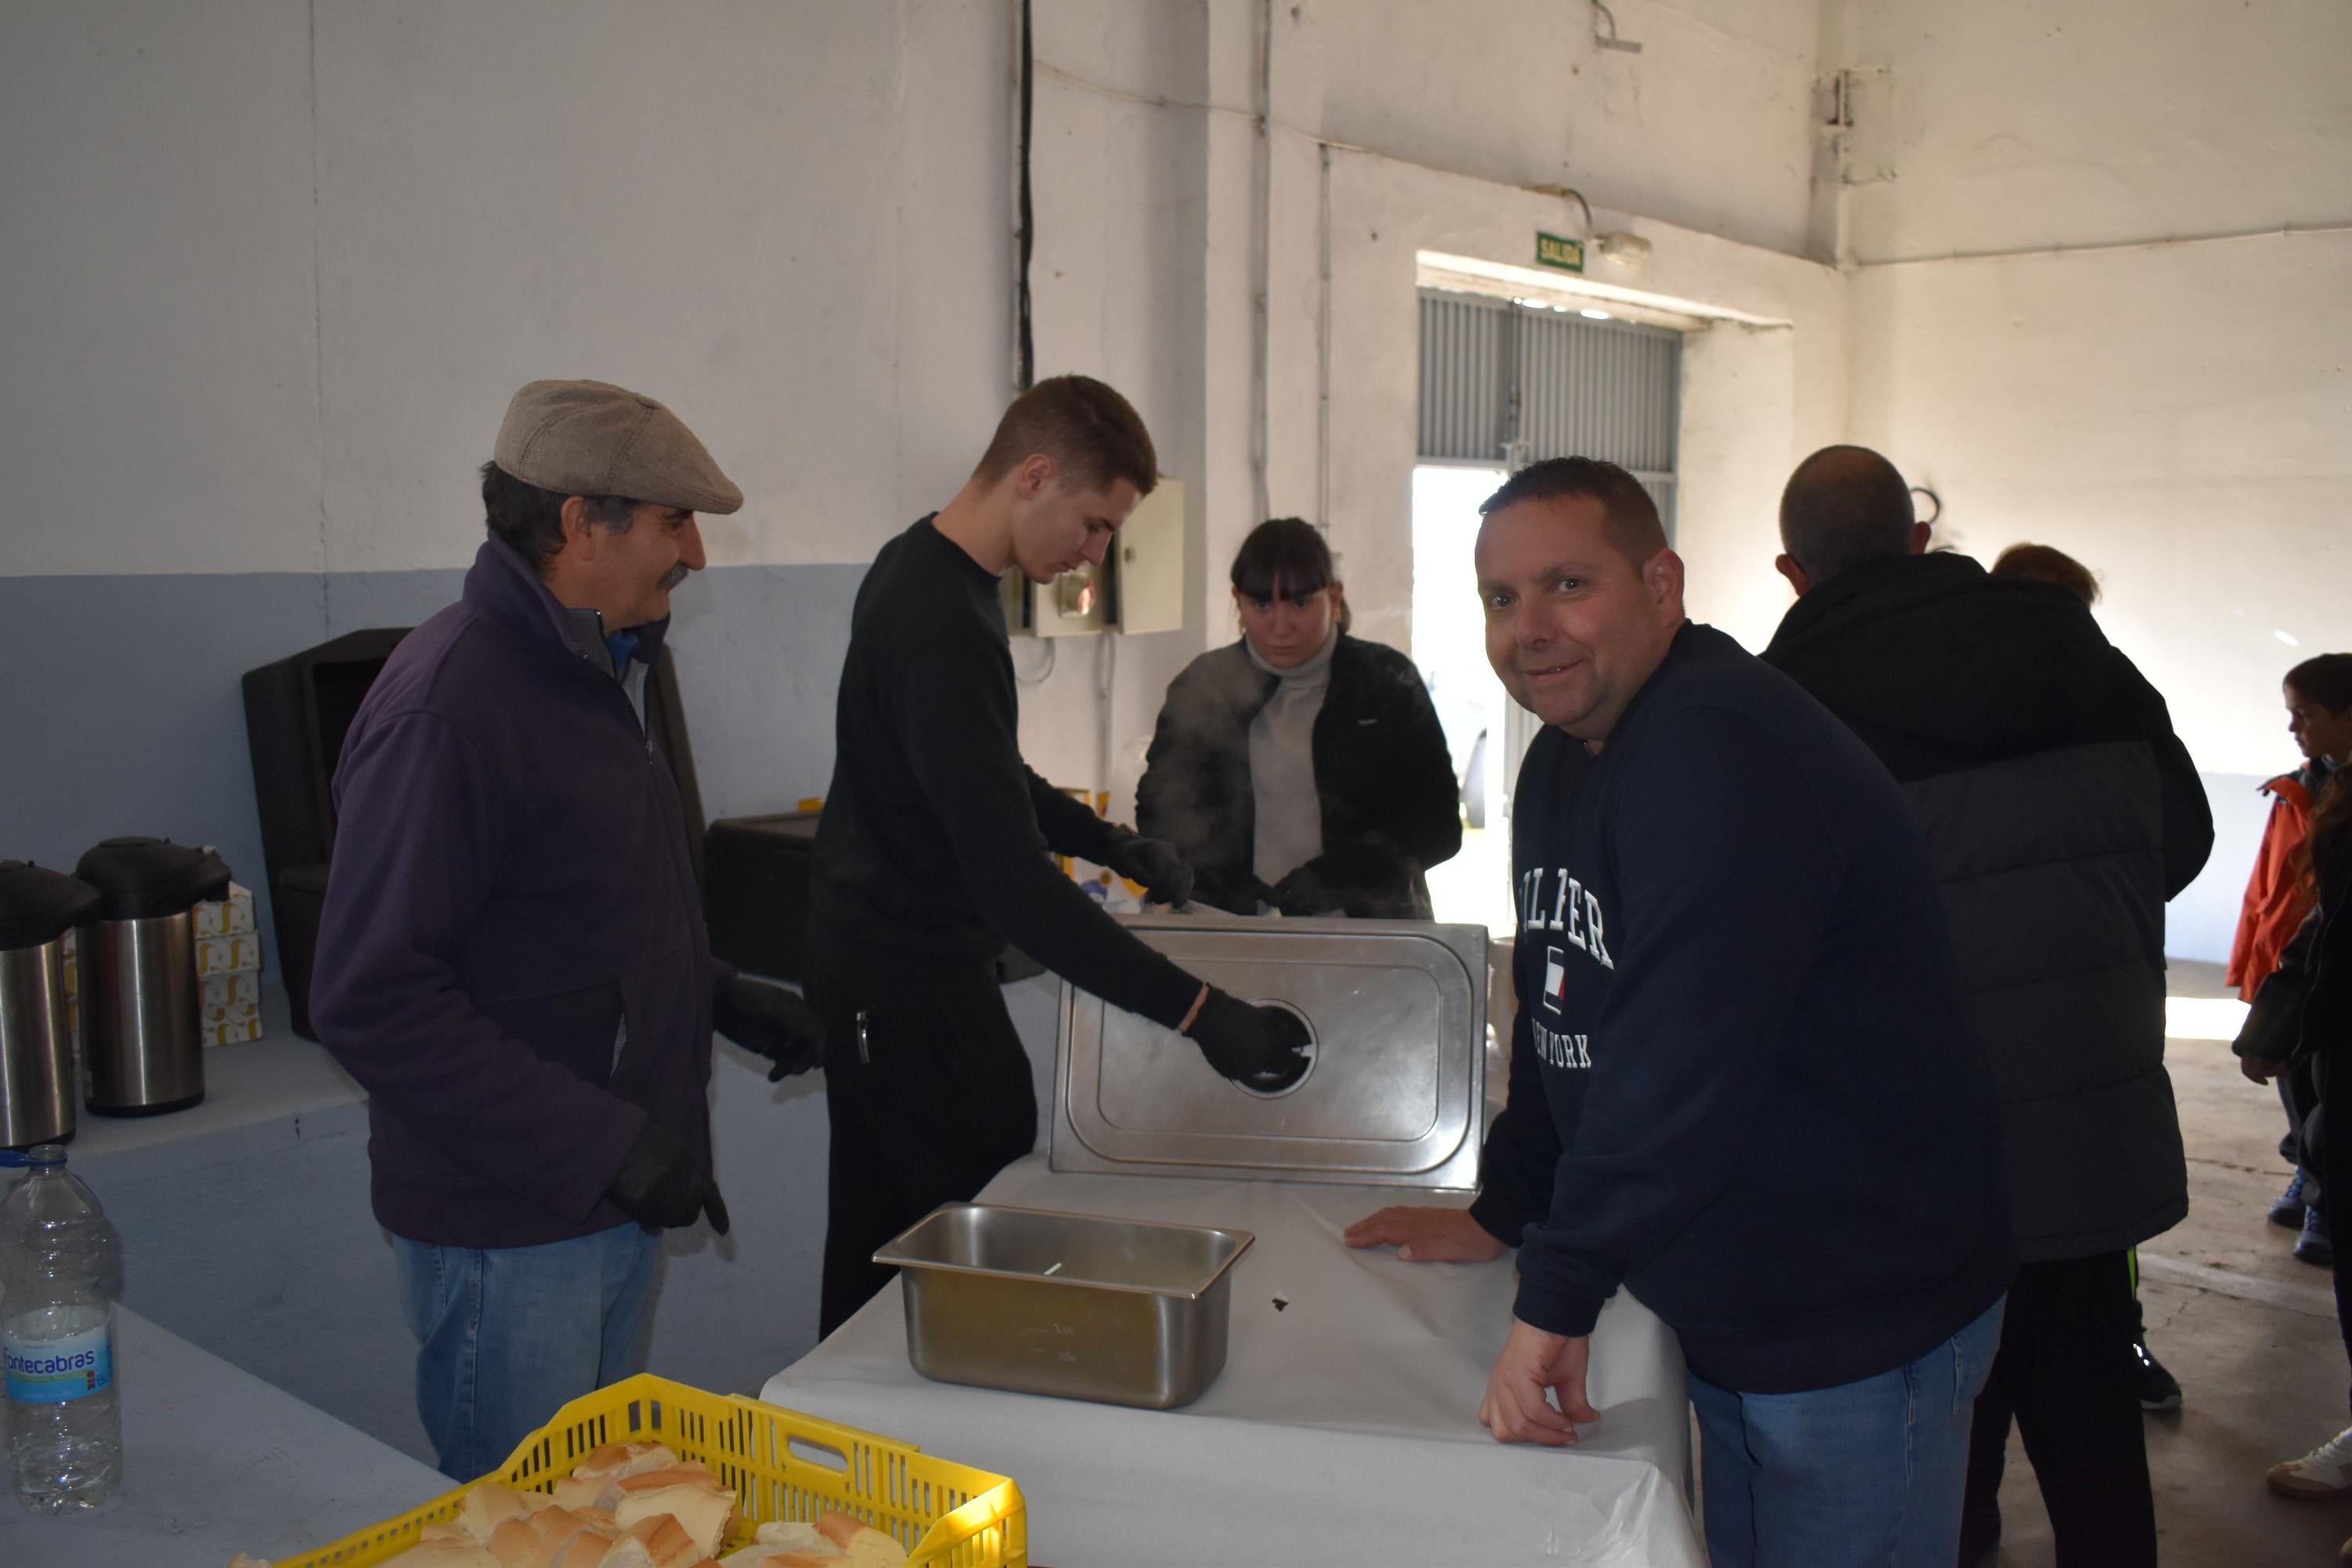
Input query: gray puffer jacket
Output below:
<box><xmin>1764</xmin><ymin>552</ymin><xmax>2212</xmax><ymax>1262</ymax></box>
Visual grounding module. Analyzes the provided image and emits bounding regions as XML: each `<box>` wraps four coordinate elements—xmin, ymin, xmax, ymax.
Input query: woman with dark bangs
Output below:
<box><xmin>1137</xmin><ymin>517</ymin><xmax>1461</xmax><ymax>918</ymax></box>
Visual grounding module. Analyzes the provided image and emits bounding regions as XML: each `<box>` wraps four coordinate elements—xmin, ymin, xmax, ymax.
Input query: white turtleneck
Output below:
<box><xmin>1247</xmin><ymin>627</ymin><xmax>1338</xmax><ymax>887</ymax></box>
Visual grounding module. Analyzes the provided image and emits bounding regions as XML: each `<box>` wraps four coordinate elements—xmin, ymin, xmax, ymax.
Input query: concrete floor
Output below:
<box><xmin>1983</xmin><ymin>961</ymin><xmax>2350</xmax><ymax>1566</ymax></box>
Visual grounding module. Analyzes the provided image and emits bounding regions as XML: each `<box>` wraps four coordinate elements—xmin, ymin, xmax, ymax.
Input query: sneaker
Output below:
<box><xmin>2270</xmin><ymin>1423</ymin><xmax>2352</xmax><ymax>1497</ymax></box>
<box><xmin>2299</xmin><ymin>1205</ymin><xmax>2334</xmax><ymax>1268</ymax></box>
<box><xmin>2132</xmin><ymin>1340</ymin><xmax>2182</xmax><ymax>1412</ymax></box>
<box><xmin>2274</xmin><ymin>1169</ymin><xmax>2312</xmax><ymax>1229</ymax></box>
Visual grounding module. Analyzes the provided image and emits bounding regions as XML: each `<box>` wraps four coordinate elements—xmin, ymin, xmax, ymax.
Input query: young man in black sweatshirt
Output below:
<box><xmin>1348</xmin><ymin>458</ymin><xmax>2013</xmax><ymax>1568</ymax></box>
<box><xmin>809</xmin><ymin>375</ymin><xmax>1308</xmax><ymax>1334</ymax></box>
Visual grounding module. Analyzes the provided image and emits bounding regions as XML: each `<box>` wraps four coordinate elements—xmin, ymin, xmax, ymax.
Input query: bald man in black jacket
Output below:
<box><xmin>1763</xmin><ymin>445</ymin><xmax>2212</xmax><ymax>1568</ymax></box>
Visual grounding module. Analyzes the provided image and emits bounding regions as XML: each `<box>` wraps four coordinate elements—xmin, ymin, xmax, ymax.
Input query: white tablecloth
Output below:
<box><xmin>764</xmin><ymin>1154</ymin><xmax>1703</xmax><ymax>1566</ymax></box>
<box><xmin>0</xmin><ymin>1305</ymin><xmax>450</xmax><ymax>1566</ymax></box>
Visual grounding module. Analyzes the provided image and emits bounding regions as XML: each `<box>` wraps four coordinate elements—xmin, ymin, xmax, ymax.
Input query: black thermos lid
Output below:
<box><xmin>72</xmin><ymin>837</ymin><xmax>232</xmax><ymax>921</ymax></box>
<box><xmin>0</xmin><ymin>862</ymin><xmax>101</xmax><ymax>951</ymax></box>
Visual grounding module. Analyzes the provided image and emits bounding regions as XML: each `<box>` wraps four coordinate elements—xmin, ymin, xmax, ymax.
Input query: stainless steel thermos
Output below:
<box><xmin>72</xmin><ymin>838</ymin><xmax>229</xmax><ymax>1116</ymax></box>
<box><xmin>0</xmin><ymin>862</ymin><xmax>99</xmax><ymax>1148</ymax></box>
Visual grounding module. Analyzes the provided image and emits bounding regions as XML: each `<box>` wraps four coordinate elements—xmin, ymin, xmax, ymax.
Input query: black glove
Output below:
<box><xmin>713</xmin><ymin>973</ymin><xmax>825</xmax><ymax>1081</ymax></box>
<box><xmin>2234</xmin><ymin>966</ymin><xmax>2310</xmax><ymax>1065</ymax></box>
<box><xmin>607</xmin><ymin>1117</ymin><xmax>731</xmax><ymax>1235</ymax></box>
<box><xmin>1185</xmin><ymin>988</ymin><xmax>1313</xmax><ymax>1091</ymax></box>
<box><xmin>1104</xmin><ymin>833</ymin><xmax>1196</xmax><ymax>907</ymax></box>
<box><xmin>1272</xmin><ymin>840</ymin><xmax>1427</xmax><ymax>920</ymax></box>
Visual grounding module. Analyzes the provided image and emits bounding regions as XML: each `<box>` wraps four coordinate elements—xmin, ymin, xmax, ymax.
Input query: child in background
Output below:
<box><xmin>2231</xmin><ymin>657</ymin><xmax>2352</xmax><ymax>1276</ymax></box>
<box><xmin>1991</xmin><ymin>541</ymin><xmax>2102</xmax><ymax>604</ymax></box>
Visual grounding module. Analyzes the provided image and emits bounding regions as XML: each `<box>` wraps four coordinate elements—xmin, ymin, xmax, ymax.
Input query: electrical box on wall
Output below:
<box><xmin>1112</xmin><ymin>476</ymin><xmax>1185</xmax><ymax>635</ymax></box>
<box><xmin>1031</xmin><ymin>553</ymin><xmax>1110</xmax><ymax>637</ymax></box>
<box><xmin>1004</xmin><ymin>476</ymin><xmax>1189</xmax><ymax>639</ymax></box>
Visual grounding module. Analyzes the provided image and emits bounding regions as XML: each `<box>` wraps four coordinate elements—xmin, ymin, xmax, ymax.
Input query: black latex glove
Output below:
<box><xmin>713</xmin><ymin>973</ymin><xmax>825</xmax><ymax>1081</ymax></box>
<box><xmin>1104</xmin><ymin>833</ymin><xmax>1196</xmax><ymax>907</ymax></box>
<box><xmin>1269</xmin><ymin>864</ymin><xmax>1340</xmax><ymax>918</ymax></box>
<box><xmin>607</xmin><ymin>1117</ymin><xmax>731</xmax><ymax>1235</ymax></box>
<box><xmin>1185</xmin><ymin>988</ymin><xmax>1313</xmax><ymax>1091</ymax></box>
<box><xmin>1272</xmin><ymin>840</ymin><xmax>1427</xmax><ymax>920</ymax></box>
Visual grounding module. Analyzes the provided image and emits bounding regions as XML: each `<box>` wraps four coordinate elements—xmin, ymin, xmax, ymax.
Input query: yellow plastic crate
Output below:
<box><xmin>274</xmin><ymin>1374</ymin><xmax>1025</xmax><ymax>1568</ymax></box>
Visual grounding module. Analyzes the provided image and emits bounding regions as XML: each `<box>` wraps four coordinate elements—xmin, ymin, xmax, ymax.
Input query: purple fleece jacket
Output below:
<box><xmin>311</xmin><ymin>539</ymin><xmax>714</xmax><ymax>1248</ymax></box>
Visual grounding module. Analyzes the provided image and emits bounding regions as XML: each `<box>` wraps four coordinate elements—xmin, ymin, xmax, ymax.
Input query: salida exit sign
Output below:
<box><xmin>1536</xmin><ymin>231</ymin><xmax>1585</xmax><ymax>273</ymax></box>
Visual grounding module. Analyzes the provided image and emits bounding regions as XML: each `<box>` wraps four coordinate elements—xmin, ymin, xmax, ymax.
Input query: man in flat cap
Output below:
<box><xmin>313</xmin><ymin>378</ymin><xmax>822</xmax><ymax>1479</ymax></box>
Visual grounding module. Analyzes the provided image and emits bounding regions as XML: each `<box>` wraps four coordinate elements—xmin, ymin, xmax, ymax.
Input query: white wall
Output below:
<box><xmin>1317</xmin><ymin>0</ymin><xmax>1827</xmax><ymax>257</ymax></box>
<box><xmin>0</xmin><ymin>0</ymin><xmax>1018</xmax><ymax>583</ymax></box>
<box><xmin>1010</xmin><ymin>0</ymin><xmax>1221</xmax><ymax>790</ymax></box>
<box><xmin>1833</xmin><ymin>0</ymin><xmax>2352</xmax><ymax>775</ymax></box>
<box><xmin>1849</xmin><ymin>236</ymin><xmax>2352</xmax><ymax>777</ymax></box>
<box><xmin>1834</xmin><ymin>0</ymin><xmax>2352</xmax><ymax>955</ymax></box>
<box><xmin>1834</xmin><ymin>0</ymin><xmax>2352</xmax><ymax>262</ymax></box>
<box><xmin>2</xmin><ymin>0</ymin><xmax>325</xmax><ymax>579</ymax></box>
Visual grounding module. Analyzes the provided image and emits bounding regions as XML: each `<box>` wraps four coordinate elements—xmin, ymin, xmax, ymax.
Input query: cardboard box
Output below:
<box><xmin>194</xmin><ymin>931</ymin><xmax>263</xmax><ymax>977</ymax></box>
<box><xmin>199</xmin><ymin>971</ymin><xmax>262</xmax><ymax>1031</ymax></box>
<box><xmin>193</xmin><ymin>882</ymin><xmax>256</xmax><ymax>938</ymax></box>
<box><xmin>202</xmin><ymin>1014</ymin><xmax>263</xmax><ymax>1047</ymax></box>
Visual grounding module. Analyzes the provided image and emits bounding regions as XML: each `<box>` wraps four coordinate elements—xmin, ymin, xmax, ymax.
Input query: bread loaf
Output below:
<box><xmin>812</xmin><ymin>1512</ymin><xmax>906</xmax><ymax>1567</ymax></box>
<box><xmin>739</xmin><ymin>1511</ymin><xmax>902</xmax><ymax>1565</ymax></box>
<box><xmin>553</xmin><ymin>1442</ymin><xmax>681</xmax><ymax>1511</ymax></box>
<box><xmin>550</xmin><ymin>1525</ymin><xmax>622</xmax><ymax>1568</ymax></box>
<box><xmin>547</xmin><ymin>1507</ymin><xmax>619</xmax><ymax>1566</ymax></box>
<box><xmin>721</xmin><ymin>1544</ymin><xmax>839</xmax><ymax>1566</ymax></box>
<box><xmin>488</xmin><ymin>1516</ymin><xmax>549</xmax><ymax>1568</ymax></box>
<box><xmin>597</xmin><ymin>1512</ymin><xmax>709</xmax><ymax>1568</ymax></box>
<box><xmin>481</xmin><ymin>1504</ymin><xmax>621</xmax><ymax>1568</ymax></box>
<box><xmin>456</xmin><ymin>1482</ymin><xmax>561</xmax><ymax>1541</ymax></box>
<box><xmin>742</xmin><ymin>1520</ymin><xmax>834</xmax><ymax>1555</ymax></box>
<box><xmin>383</xmin><ymin>1538</ymin><xmax>502</xmax><ymax>1568</ymax></box>
<box><xmin>610</xmin><ymin>1467</ymin><xmax>735</xmax><ymax>1558</ymax></box>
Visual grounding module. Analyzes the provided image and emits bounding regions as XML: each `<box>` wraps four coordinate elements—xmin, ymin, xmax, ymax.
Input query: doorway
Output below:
<box><xmin>1413</xmin><ymin>462</ymin><xmax>1515</xmax><ymax>933</ymax></box>
<box><xmin>1411</xmin><ymin>288</ymin><xmax>1682</xmax><ymax>929</ymax></box>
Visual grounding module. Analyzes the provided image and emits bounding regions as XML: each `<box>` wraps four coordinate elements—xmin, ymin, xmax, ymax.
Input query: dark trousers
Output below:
<box><xmin>809</xmin><ymin>937</ymin><xmax>1039</xmax><ymax>1338</ymax></box>
<box><xmin>2285</xmin><ymin>1054</ymin><xmax>2328</xmax><ymax>1216</ymax></box>
<box><xmin>2318</xmin><ymin>1046</ymin><xmax>2352</xmax><ymax>1413</ymax></box>
<box><xmin>1958</xmin><ymin>1251</ymin><xmax>2156</xmax><ymax>1568</ymax></box>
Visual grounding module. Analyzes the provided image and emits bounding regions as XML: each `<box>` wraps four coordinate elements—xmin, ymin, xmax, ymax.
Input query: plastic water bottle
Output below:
<box><xmin>2</xmin><ymin>1145</ymin><xmax>122</xmax><ymax>1515</ymax></box>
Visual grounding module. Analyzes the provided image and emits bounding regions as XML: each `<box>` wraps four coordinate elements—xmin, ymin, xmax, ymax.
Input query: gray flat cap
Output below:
<box><xmin>494</xmin><ymin>378</ymin><xmax>743</xmax><ymax>514</ymax></box>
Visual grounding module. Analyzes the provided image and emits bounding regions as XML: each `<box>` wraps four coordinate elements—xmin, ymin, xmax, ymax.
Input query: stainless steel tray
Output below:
<box><xmin>873</xmin><ymin>1203</ymin><xmax>1254</xmax><ymax>1409</ymax></box>
<box><xmin>1053</xmin><ymin>914</ymin><xmax>1486</xmax><ymax>1189</ymax></box>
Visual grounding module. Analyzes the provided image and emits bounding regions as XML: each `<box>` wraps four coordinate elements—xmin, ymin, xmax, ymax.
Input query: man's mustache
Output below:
<box><xmin>658</xmin><ymin>562</ymin><xmax>692</xmax><ymax>591</ymax></box>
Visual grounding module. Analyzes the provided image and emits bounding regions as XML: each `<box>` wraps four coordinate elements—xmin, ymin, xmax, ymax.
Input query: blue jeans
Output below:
<box><xmin>393</xmin><ymin>1222</ymin><xmax>662</xmax><ymax>1481</ymax></box>
<box><xmin>1687</xmin><ymin>1297</ymin><xmax>2005</xmax><ymax>1568</ymax></box>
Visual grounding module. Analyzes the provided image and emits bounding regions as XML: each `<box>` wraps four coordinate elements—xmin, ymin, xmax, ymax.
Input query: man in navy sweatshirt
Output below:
<box><xmin>313</xmin><ymin>379</ymin><xmax>823</xmax><ymax>1480</ymax></box>
<box><xmin>1348</xmin><ymin>457</ymin><xmax>2013</xmax><ymax>1567</ymax></box>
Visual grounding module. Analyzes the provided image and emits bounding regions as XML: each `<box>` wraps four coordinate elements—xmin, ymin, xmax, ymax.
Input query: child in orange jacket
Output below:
<box><xmin>2234</xmin><ymin>656</ymin><xmax>2352</xmax><ymax>1263</ymax></box>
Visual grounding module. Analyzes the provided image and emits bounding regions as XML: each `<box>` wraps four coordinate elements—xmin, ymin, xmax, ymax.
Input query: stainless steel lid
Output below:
<box><xmin>0</xmin><ymin>862</ymin><xmax>97</xmax><ymax>952</ymax></box>
<box><xmin>1052</xmin><ymin>914</ymin><xmax>1486</xmax><ymax>1189</ymax></box>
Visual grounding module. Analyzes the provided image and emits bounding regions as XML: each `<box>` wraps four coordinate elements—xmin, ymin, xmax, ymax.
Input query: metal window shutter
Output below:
<box><xmin>1417</xmin><ymin>288</ymin><xmax>1682</xmax><ymax>539</ymax></box>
